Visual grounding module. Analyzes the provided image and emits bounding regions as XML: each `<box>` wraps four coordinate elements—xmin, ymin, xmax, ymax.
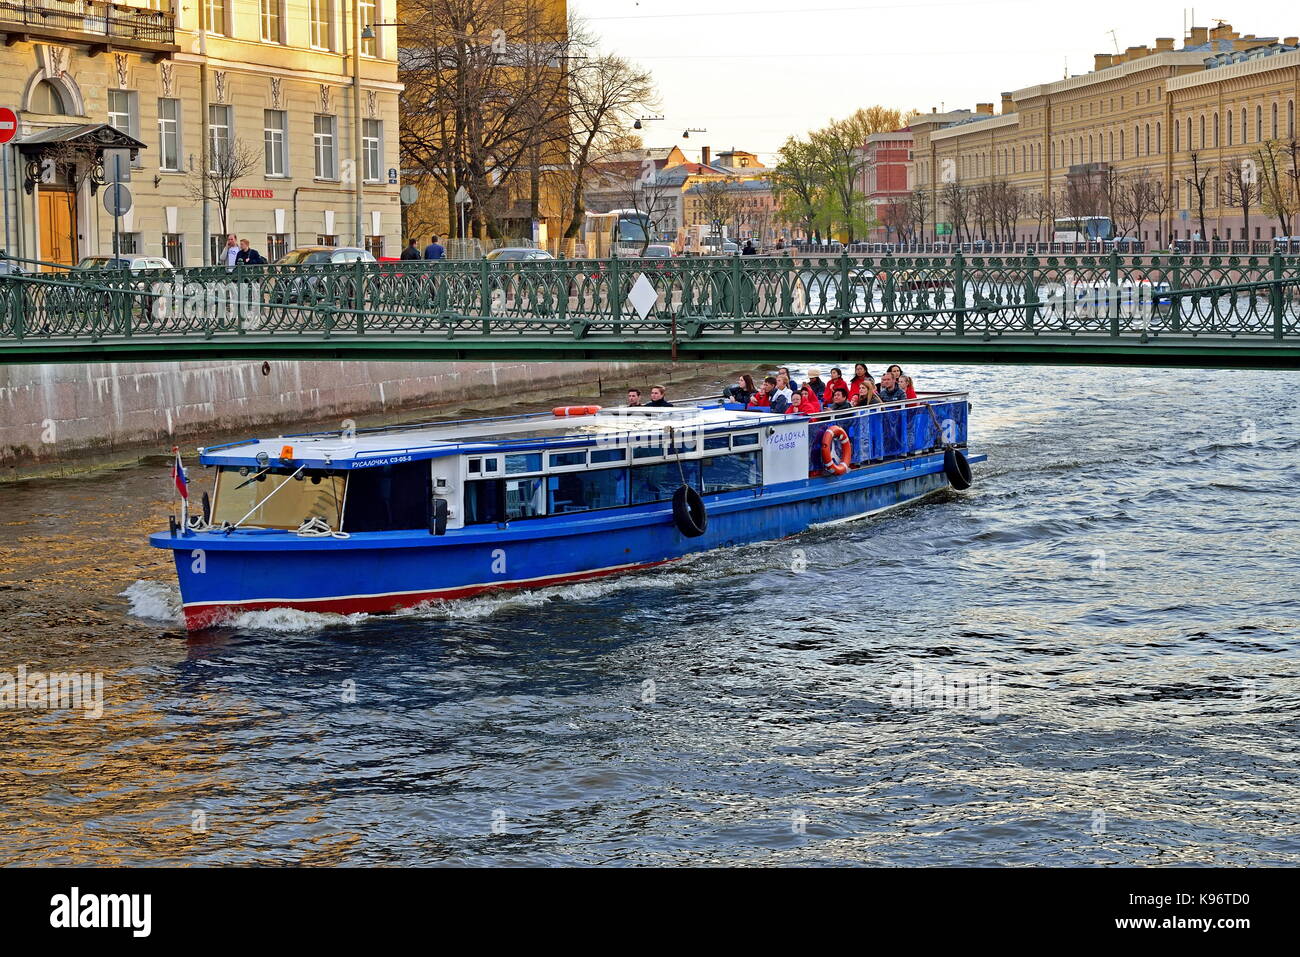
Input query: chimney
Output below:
<box><xmin>701</xmin><ymin>145</ymin><xmax>711</xmax><ymax>167</ymax></box>
<box><xmin>1189</xmin><ymin>25</ymin><xmax>1209</xmax><ymax>46</ymax></box>
<box><xmin>1094</xmin><ymin>52</ymin><xmax>1113</xmax><ymax>69</ymax></box>
<box><xmin>1000</xmin><ymin>92</ymin><xmax>1015</xmax><ymax>114</ymax></box>
<box><xmin>1155</xmin><ymin>37</ymin><xmax>1175</xmax><ymax>52</ymax></box>
<box><xmin>1287</xmin><ymin>37</ymin><xmax>1298</xmax><ymax>47</ymax></box>
<box><xmin>1125</xmin><ymin>45</ymin><xmax>1149</xmax><ymax>60</ymax></box>
<box><xmin>1209</xmin><ymin>22</ymin><xmax>1232</xmax><ymax>40</ymax></box>
<box><xmin>975</xmin><ymin>102</ymin><xmax>994</xmax><ymax>115</ymax></box>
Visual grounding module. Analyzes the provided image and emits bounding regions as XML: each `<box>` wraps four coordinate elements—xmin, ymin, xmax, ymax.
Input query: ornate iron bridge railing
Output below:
<box><xmin>2</xmin><ymin>252</ymin><xmax>1300</xmax><ymax>366</ymax></box>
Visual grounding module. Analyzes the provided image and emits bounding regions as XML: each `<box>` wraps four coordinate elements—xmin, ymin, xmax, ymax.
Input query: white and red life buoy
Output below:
<box><xmin>821</xmin><ymin>425</ymin><xmax>851</xmax><ymax>476</ymax></box>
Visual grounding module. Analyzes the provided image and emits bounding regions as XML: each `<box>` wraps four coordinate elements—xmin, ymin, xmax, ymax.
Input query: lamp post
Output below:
<box><xmin>353</xmin><ymin>18</ymin><xmax>403</xmax><ymax>249</ymax></box>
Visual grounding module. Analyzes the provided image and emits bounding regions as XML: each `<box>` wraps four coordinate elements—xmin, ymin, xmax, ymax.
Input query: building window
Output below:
<box><xmin>1271</xmin><ymin>103</ymin><xmax>1277</xmax><ymax>139</ymax></box>
<box><xmin>206</xmin><ymin>0</ymin><xmax>226</xmax><ymax>35</ymax></box>
<box><xmin>360</xmin><ymin>0</ymin><xmax>376</xmax><ymax>56</ymax></box>
<box><xmin>310</xmin><ymin>0</ymin><xmax>330</xmax><ymax>50</ymax></box>
<box><xmin>260</xmin><ymin>0</ymin><xmax>281</xmax><ymax>42</ymax></box>
<box><xmin>209</xmin><ymin>234</ymin><xmax>227</xmax><ymax>264</ymax></box>
<box><xmin>266</xmin><ymin>233</ymin><xmax>289</xmax><ymax>260</ymax></box>
<box><xmin>362</xmin><ymin>118</ymin><xmax>381</xmax><ymax>182</ymax></box>
<box><xmin>364</xmin><ymin>235</ymin><xmax>384</xmax><ymax>257</ymax></box>
<box><xmin>1256</xmin><ymin>105</ymin><xmax>1263</xmax><ymax>142</ymax></box>
<box><xmin>31</xmin><ymin>79</ymin><xmax>67</xmax><ymax>115</ymax></box>
<box><xmin>264</xmin><ymin>109</ymin><xmax>287</xmax><ymax>177</ymax></box>
<box><xmin>208</xmin><ymin>104</ymin><xmax>232</xmax><ymax>171</ymax></box>
<box><xmin>162</xmin><ymin>233</ymin><xmax>184</xmax><ymax>265</ymax></box>
<box><xmin>107</xmin><ymin>89</ymin><xmax>132</xmax><ymax>134</ymax></box>
<box><xmin>112</xmin><ymin>232</ymin><xmax>140</xmax><ymax>255</ymax></box>
<box><xmin>1290</xmin><ymin>101</ymin><xmax>1296</xmax><ymax>138</ymax></box>
<box><xmin>158</xmin><ymin>98</ymin><xmax>180</xmax><ymax>171</ymax></box>
<box><xmin>316</xmin><ymin>234</ymin><xmax>338</xmax><ymax>245</ymax></box>
<box><xmin>313</xmin><ymin>115</ymin><xmax>337</xmax><ymax>179</ymax></box>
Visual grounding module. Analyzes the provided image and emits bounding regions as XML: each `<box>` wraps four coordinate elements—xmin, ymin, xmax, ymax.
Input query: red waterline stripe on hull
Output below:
<box><xmin>181</xmin><ymin>560</ymin><xmax>674</xmax><ymax>631</ymax></box>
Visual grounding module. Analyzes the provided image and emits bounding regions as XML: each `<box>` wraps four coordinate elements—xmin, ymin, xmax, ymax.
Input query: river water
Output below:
<box><xmin>1</xmin><ymin>364</ymin><xmax>1297</xmax><ymax>866</ymax></box>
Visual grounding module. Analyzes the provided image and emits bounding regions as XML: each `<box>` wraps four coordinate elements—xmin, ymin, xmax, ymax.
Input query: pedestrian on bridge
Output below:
<box><xmin>424</xmin><ymin>236</ymin><xmax>446</xmax><ymax>260</ymax></box>
<box><xmin>235</xmin><ymin>239</ymin><xmax>266</xmax><ymax>266</ymax></box>
<box><xmin>400</xmin><ymin>239</ymin><xmax>421</xmax><ymax>260</ymax></box>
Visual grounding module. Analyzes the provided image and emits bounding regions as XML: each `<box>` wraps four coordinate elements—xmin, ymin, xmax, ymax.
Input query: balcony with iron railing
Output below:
<box><xmin>0</xmin><ymin>0</ymin><xmax>177</xmax><ymax>57</ymax></box>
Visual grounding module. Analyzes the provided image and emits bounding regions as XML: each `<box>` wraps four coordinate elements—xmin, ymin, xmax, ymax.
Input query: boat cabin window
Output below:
<box><xmin>701</xmin><ymin>450</ymin><xmax>761</xmax><ymax>492</ymax></box>
<box><xmin>632</xmin><ymin>461</ymin><xmax>701</xmax><ymax>504</ymax></box>
<box><xmin>548</xmin><ymin>468</ymin><xmax>629</xmax><ymax>514</ymax></box>
<box><xmin>590</xmin><ymin>447</ymin><xmax>626</xmax><ymax>464</ymax></box>
<box><xmin>464</xmin><ymin>477</ymin><xmax>545</xmax><ymax>524</ymax></box>
<box><xmin>212</xmin><ymin>466</ymin><xmax>345</xmax><ymax>530</ymax></box>
<box><xmin>548</xmin><ymin>451</ymin><xmax>587</xmax><ymax>469</ymax></box>
<box><xmin>343</xmin><ymin>460</ymin><xmax>432</xmax><ymax>532</ymax></box>
<box><xmin>732</xmin><ymin>432</ymin><xmax>760</xmax><ymax>448</ymax></box>
<box><xmin>504</xmin><ymin>453</ymin><xmax>542</xmax><ymax>474</ymax></box>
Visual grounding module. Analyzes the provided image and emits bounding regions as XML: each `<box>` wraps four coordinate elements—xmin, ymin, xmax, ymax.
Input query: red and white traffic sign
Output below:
<box><xmin>0</xmin><ymin>107</ymin><xmax>17</xmax><ymax>144</ymax></box>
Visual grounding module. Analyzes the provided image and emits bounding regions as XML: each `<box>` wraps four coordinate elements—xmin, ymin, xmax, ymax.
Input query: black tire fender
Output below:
<box><xmin>943</xmin><ymin>447</ymin><xmax>973</xmax><ymax>491</ymax></box>
<box><xmin>672</xmin><ymin>485</ymin><xmax>708</xmax><ymax>538</ymax></box>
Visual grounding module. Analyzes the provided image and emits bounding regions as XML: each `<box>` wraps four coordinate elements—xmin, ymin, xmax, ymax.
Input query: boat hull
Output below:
<box><xmin>152</xmin><ymin>451</ymin><xmax>975</xmax><ymax>630</ymax></box>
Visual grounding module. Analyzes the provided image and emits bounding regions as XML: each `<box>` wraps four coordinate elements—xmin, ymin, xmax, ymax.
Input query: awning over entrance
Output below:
<box><xmin>17</xmin><ymin>123</ymin><xmax>147</xmax><ymax>193</ymax></box>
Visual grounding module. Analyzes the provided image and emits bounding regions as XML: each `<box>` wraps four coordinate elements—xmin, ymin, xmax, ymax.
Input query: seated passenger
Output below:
<box><xmin>746</xmin><ymin>377</ymin><xmax>777</xmax><ymax>410</ymax></box>
<box><xmin>846</xmin><ymin>362</ymin><xmax>871</xmax><ymax>400</ymax></box>
<box><xmin>778</xmin><ymin>366</ymin><xmax>800</xmax><ymax>391</ymax></box>
<box><xmin>825</xmin><ymin>387</ymin><xmax>853</xmax><ymax>411</ymax></box>
<box><xmin>899</xmin><ymin>374</ymin><xmax>917</xmax><ymax>400</ymax></box>
<box><xmin>804</xmin><ymin>368</ymin><xmax>827</xmax><ymax>402</ymax></box>
<box><xmin>646</xmin><ymin>385</ymin><xmax>672</xmax><ymax>407</ymax></box>
<box><xmin>626</xmin><ymin>388</ymin><xmax>643</xmax><ymax>407</ymax></box>
<box><xmin>877</xmin><ymin>371</ymin><xmax>906</xmax><ymax>403</ymax></box>
<box><xmin>853</xmin><ymin>380</ymin><xmax>883</xmax><ymax>405</ymax></box>
<box><xmin>773</xmin><ymin>372</ymin><xmax>794</xmax><ymax>407</ymax></box>
<box><xmin>723</xmin><ymin>373</ymin><xmax>756</xmax><ymax>406</ymax></box>
<box><xmin>824</xmin><ymin>367</ymin><xmax>849</xmax><ymax>400</ymax></box>
<box><xmin>792</xmin><ymin>387</ymin><xmax>822</xmax><ymax>414</ymax></box>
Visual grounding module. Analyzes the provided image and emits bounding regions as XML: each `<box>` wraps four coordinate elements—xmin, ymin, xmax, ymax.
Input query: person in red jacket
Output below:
<box><xmin>846</xmin><ymin>363</ymin><xmax>870</xmax><ymax>400</ymax></box>
<box><xmin>746</xmin><ymin>376</ymin><xmax>777</xmax><ymax>410</ymax></box>
<box><xmin>899</xmin><ymin>374</ymin><xmax>918</xmax><ymax>401</ymax></box>
<box><xmin>824</xmin><ymin>367</ymin><xmax>849</xmax><ymax>401</ymax></box>
<box><xmin>789</xmin><ymin>387</ymin><xmax>822</xmax><ymax>414</ymax></box>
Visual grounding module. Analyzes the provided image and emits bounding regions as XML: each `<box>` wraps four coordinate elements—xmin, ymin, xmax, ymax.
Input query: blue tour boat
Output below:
<box><xmin>150</xmin><ymin>391</ymin><xmax>983</xmax><ymax>630</ymax></box>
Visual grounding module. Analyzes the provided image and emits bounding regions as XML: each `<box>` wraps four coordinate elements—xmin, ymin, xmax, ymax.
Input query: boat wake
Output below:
<box><xmin>120</xmin><ymin>565</ymin><xmax>698</xmax><ymax>633</ymax></box>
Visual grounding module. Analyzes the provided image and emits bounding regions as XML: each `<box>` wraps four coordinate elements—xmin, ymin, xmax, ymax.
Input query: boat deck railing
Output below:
<box><xmin>200</xmin><ymin>392</ymin><xmax>970</xmax><ymax>464</ymax></box>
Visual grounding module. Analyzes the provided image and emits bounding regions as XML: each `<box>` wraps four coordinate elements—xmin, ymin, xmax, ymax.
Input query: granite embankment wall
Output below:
<box><xmin>1</xmin><ymin>359</ymin><xmax>704</xmax><ymax>474</ymax></box>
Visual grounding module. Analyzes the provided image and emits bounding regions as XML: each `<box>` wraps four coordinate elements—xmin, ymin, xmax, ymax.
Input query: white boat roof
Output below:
<box><xmin>198</xmin><ymin>404</ymin><xmax>788</xmax><ymax>468</ymax></box>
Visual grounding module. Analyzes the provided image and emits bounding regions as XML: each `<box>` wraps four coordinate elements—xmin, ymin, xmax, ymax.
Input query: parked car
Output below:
<box><xmin>75</xmin><ymin>255</ymin><xmax>174</xmax><ymax>272</ymax></box>
<box><xmin>641</xmin><ymin>244</ymin><xmax>674</xmax><ymax>258</ymax></box>
<box><xmin>485</xmin><ymin>247</ymin><xmax>554</xmax><ymax>262</ymax></box>
<box><xmin>274</xmin><ymin>246</ymin><xmax>376</xmax><ymax>266</ymax></box>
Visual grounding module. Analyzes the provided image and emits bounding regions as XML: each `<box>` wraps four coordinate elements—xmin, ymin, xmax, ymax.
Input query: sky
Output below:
<box><xmin>570</xmin><ymin>0</ymin><xmax>1295</xmax><ymax>165</ymax></box>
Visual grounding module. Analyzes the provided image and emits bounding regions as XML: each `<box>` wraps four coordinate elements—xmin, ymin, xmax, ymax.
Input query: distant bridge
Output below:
<box><xmin>2</xmin><ymin>252</ymin><xmax>1299</xmax><ymax>368</ymax></box>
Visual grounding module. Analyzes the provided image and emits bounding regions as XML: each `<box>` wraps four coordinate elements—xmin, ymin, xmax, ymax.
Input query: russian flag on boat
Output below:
<box><xmin>172</xmin><ymin>447</ymin><xmax>188</xmax><ymax>500</ymax></box>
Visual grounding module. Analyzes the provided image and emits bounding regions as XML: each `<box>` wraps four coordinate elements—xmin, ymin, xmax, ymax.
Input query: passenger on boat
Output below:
<box><xmin>899</xmin><ymin>374</ymin><xmax>918</xmax><ymax>400</ymax></box>
<box><xmin>846</xmin><ymin>363</ymin><xmax>871</xmax><ymax>401</ymax></box>
<box><xmin>804</xmin><ymin>368</ymin><xmax>827</xmax><ymax>402</ymax></box>
<box><xmin>778</xmin><ymin>367</ymin><xmax>799</xmax><ymax>391</ymax></box>
<box><xmin>886</xmin><ymin>364</ymin><xmax>904</xmax><ymax>380</ymax></box>
<box><xmin>853</xmin><ymin>380</ymin><xmax>883</xmax><ymax>405</ymax></box>
<box><xmin>877</xmin><ymin>371</ymin><xmax>907</xmax><ymax>402</ymax></box>
<box><xmin>790</xmin><ymin>387</ymin><xmax>822</xmax><ymax>414</ymax></box>
<box><xmin>626</xmin><ymin>388</ymin><xmax>643</xmax><ymax>406</ymax></box>
<box><xmin>646</xmin><ymin>385</ymin><xmax>673</xmax><ymax>407</ymax></box>
<box><xmin>723</xmin><ymin>374</ymin><xmax>757</xmax><ymax>406</ymax></box>
<box><xmin>824</xmin><ymin>367</ymin><xmax>849</xmax><ymax>400</ymax></box>
<box><xmin>746</xmin><ymin>377</ymin><xmax>778</xmax><ymax>410</ymax></box>
<box><xmin>825</xmin><ymin>387</ymin><xmax>853</xmax><ymax>411</ymax></box>
<box><xmin>773</xmin><ymin>373</ymin><xmax>794</xmax><ymax>407</ymax></box>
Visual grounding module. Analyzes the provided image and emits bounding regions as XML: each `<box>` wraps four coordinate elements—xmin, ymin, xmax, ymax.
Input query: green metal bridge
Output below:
<box><xmin>3</xmin><ymin>252</ymin><xmax>1300</xmax><ymax>368</ymax></box>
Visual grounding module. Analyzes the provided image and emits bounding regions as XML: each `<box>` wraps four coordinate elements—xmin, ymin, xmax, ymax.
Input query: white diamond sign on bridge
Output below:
<box><xmin>627</xmin><ymin>272</ymin><xmax>658</xmax><ymax>320</ymax></box>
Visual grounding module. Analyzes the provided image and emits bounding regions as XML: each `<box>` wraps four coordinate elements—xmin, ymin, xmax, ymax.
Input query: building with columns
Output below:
<box><xmin>0</xmin><ymin>0</ymin><xmax>402</xmax><ymax>268</ymax></box>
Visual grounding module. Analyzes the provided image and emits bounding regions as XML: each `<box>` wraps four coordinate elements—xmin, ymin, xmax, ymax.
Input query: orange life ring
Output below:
<box><xmin>821</xmin><ymin>425</ymin><xmax>851</xmax><ymax>475</ymax></box>
<box><xmin>552</xmin><ymin>405</ymin><xmax>602</xmax><ymax>417</ymax></box>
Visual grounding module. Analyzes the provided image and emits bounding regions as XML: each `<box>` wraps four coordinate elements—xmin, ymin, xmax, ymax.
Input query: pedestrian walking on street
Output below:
<box><xmin>400</xmin><ymin>239</ymin><xmax>421</xmax><ymax>260</ymax></box>
<box><xmin>423</xmin><ymin>235</ymin><xmax>446</xmax><ymax>260</ymax></box>
<box><xmin>235</xmin><ymin>239</ymin><xmax>266</xmax><ymax>266</ymax></box>
<box><xmin>221</xmin><ymin>234</ymin><xmax>239</xmax><ymax>270</ymax></box>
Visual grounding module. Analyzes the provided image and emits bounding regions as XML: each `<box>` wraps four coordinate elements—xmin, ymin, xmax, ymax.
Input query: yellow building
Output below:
<box><xmin>912</xmin><ymin>22</ymin><xmax>1300</xmax><ymax>245</ymax></box>
<box><xmin>1</xmin><ymin>0</ymin><xmax>402</xmax><ymax>267</ymax></box>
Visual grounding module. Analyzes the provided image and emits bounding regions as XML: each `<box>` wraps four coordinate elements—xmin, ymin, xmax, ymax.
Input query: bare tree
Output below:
<box><xmin>940</xmin><ymin>180</ymin><xmax>971</xmax><ymax>243</ymax></box>
<box><xmin>905</xmin><ymin>188</ymin><xmax>929</xmax><ymax>243</ymax></box>
<box><xmin>694</xmin><ymin>178</ymin><xmax>740</xmax><ymax>240</ymax></box>
<box><xmin>1221</xmin><ymin>158</ymin><xmax>1260</xmax><ymax>244</ymax></box>
<box><xmin>185</xmin><ymin>137</ymin><xmax>259</xmax><ymax>243</ymax></box>
<box><xmin>400</xmin><ymin>0</ymin><xmax>576</xmax><ymax>239</ymax></box>
<box><xmin>1253</xmin><ymin>139</ymin><xmax>1300</xmax><ymax>238</ymax></box>
<box><xmin>1184</xmin><ymin>152</ymin><xmax>1213</xmax><ymax>241</ymax></box>
<box><xmin>1114</xmin><ymin>170</ymin><xmax>1163</xmax><ymax>241</ymax></box>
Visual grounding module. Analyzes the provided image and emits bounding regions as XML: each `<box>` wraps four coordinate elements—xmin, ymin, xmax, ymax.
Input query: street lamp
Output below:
<box><xmin>682</xmin><ymin>128</ymin><xmax>706</xmax><ymax>139</ymax></box>
<box><xmin>633</xmin><ymin>116</ymin><xmax>664</xmax><ymax>131</ymax></box>
<box><xmin>351</xmin><ymin>18</ymin><xmax>404</xmax><ymax>248</ymax></box>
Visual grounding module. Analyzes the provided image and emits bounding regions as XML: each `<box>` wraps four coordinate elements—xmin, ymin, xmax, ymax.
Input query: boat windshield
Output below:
<box><xmin>211</xmin><ymin>467</ymin><xmax>346</xmax><ymax>530</ymax></box>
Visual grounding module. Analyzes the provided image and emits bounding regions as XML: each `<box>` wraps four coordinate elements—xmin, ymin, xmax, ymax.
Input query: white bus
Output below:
<box><xmin>1053</xmin><ymin>216</ymin><xmax>1114</xmax><ymax>243</ymax></box>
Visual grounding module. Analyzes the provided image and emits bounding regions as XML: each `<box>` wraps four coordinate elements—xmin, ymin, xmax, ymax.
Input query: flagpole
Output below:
<box><xmin>174</xmin><ymin>446</ymin><xmax>188</xmax><ymax>531</ymax></box>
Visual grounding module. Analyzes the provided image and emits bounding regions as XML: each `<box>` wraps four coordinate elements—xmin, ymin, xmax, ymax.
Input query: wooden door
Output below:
<box><xmin>38</xmin><ymin>189</ymin><xmax>78</xmax><ymax>269</ymax></box>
